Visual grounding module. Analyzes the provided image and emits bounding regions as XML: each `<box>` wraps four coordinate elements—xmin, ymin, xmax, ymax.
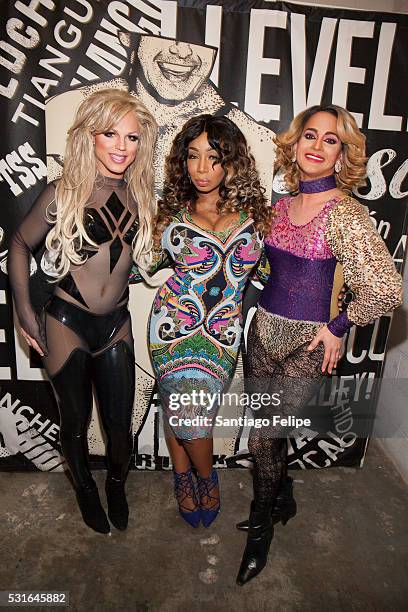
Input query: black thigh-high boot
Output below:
<box><xmin>50</xmin><ymin>349</ymin><xmax>110</xmax><ymax>534</ymax></box>
<box><xmin>92</xmin><ymin>341</ymin><xmax>135</xmax><ymax>530</ymax></box>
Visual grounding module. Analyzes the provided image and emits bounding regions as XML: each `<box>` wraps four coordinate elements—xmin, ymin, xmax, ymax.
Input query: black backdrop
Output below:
<box><xmin>0</xmin><ymin>0</ymin><xmax>407</xmax><ymax>472</ymax></box>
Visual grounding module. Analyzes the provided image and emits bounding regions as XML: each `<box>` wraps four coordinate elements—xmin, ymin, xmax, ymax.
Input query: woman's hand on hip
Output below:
<box><xmin>307</xmin><ymin>325</ymin><xmax>342</xmax><ymax>374</ymax></box>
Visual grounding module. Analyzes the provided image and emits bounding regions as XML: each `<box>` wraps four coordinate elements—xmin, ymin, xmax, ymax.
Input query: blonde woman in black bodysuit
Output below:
<box><xmin>9</xmin><ymin>89</ymin><xmax>157</xmax><ymax>534</ymax></box>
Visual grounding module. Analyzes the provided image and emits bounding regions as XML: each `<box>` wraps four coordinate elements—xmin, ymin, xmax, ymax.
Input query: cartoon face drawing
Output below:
<box><xmin>136</xmin><ymin>36</ymin><xmax>215</xmax><ymax>102</ymax></box>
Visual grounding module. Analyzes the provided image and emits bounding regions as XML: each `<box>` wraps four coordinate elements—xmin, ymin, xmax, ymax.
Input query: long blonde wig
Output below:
<box><xmin>275</xmin><ymin>104</ymin><xmax>367</xmax><ymax>193</ymax></box>
<box><xmin>45</xmin><ymin>89</ymin><xmax>157</xmax><ymax>278</ymax></box>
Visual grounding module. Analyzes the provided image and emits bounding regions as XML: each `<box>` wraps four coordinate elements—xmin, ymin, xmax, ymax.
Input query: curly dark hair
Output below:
<box><xmin>154</xmin><ymin>114</ymin><xmax>272</xmax><ymax>245</ymax></box>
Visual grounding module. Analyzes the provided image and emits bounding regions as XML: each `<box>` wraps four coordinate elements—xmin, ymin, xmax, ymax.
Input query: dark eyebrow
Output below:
<box><xmin>188</xmin><ymin>146</ymin><xmax>218</xmax><ymax>152</ymax></box>
<box><xmin>304</xmin><ymin>127</ymin><xmax>339</xmax><ymax>138</ymax></box>
<box><xmin>105</xmin><ymin>129</ymin><xmax>139</xmax><ymax>135</ymax></box>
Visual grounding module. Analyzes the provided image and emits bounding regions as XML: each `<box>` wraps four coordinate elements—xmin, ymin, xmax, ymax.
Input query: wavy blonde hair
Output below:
<box><xmin>45</xmin><ymin>89</ymin><xmax>157</xmax><ymax>277</ymax></box>
<box><xmin>275</xmin><ymin>105</ymin><xmax>367</xmax><ymax>193</ymax></box>
<box><xmin>154</xmin><ymin>114</ymin><xmax>272</xmax><ymax>245</ymax></box>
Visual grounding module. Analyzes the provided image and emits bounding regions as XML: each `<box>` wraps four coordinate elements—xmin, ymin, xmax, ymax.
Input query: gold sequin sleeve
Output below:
<box><xmin>325</xmin><ymin>196</ymin><xmax>402</xmax><ymax>326</ymax></box>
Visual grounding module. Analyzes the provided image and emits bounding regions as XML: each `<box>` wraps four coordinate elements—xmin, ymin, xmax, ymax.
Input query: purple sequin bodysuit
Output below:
<box><xmin>257</xmin><ymin>196</ymin><xmax>344</xmax><ymax>359</ymax></box>
<box><xmin>260</xmin><ymin>196</ymin><xmax>337</xmax><ymax>322</ymax></box>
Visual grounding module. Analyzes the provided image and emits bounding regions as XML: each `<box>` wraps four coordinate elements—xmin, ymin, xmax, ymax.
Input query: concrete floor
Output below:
<box><xmin>1</xmin><ymin>440</ymin><xmax>408</xmax><ymax>612</ymax></box>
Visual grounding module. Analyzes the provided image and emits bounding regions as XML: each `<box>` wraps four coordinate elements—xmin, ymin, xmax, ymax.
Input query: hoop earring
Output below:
<box><xmin>335</xmin><ymin>158</ymin><xmax>342</xmax><ymax>173</ymax></box>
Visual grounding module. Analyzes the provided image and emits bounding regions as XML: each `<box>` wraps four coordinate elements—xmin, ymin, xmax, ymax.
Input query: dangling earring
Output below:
<box><xmin>291</xmin><ymin>151</ymin><xmax>296</xmax><ymax>164</ymax></box>
<box><xmin>335</xmin><ymin>158</ymin><xmax>342</xmax><ymax>173</ymax></box>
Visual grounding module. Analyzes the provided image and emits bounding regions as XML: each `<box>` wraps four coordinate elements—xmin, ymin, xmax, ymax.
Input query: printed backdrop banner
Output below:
<box><xmin>0</xmin><ymin>1</ymin><xmax>407</xmax><ymax>472</ymax></box>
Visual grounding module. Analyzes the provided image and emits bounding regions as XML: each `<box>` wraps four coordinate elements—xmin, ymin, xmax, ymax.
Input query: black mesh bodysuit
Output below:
<box><xmin>9</xmin><ymin>176</ymin><xmax>137</xmax><ymax>489</ymax></box>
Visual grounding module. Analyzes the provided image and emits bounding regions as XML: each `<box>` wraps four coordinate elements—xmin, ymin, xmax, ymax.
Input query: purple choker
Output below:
<box><xmin>299</xmin><ymin>175</ymin><xmax>337</xmax><ymax>194</ymax></box>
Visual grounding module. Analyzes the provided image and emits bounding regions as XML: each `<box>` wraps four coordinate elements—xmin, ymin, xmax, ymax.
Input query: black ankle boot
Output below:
<box><xmin>75</xmin><ymin>486</ymin><xmax>110</xmax><ymax>534</ymax></box>
<box><xmin>236</xmin><ymin>476</ymin><xmax>297</xmax><ymax>531</ymax></box>
<box><xmin>106</xmin><ymin>477</ymin><xmax>129</xmax><ymax>530</ymax></box>
<box><xmin>273</xmin><ymin>475</ymin><xmax>297</xmax><ymax>525</ymax></box>
<box><xmin>236</xmin><ymin>503</ymin><xmax>274</xmax><ymax>586</ymax></box>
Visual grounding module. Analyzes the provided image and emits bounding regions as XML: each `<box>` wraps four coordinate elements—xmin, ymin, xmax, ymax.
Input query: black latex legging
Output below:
<box><xmin>244</xmin><ymin>318</ymin><xmax>325</xmax><ymax>510</ymax></box>
<box><xmin>44</xmin><ymin>301</ymin><xmax>135</xmax><ymax>490</ymax></box>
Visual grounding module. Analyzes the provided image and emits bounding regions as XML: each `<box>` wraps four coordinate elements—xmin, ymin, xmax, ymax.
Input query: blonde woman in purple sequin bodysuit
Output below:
<box><xmin>236</xmin><ymin>105</ymin><xmax>403</xmax><ymax>586</ymax></box>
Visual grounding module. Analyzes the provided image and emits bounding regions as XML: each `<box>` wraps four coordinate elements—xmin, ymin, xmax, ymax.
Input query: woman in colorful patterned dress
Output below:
<box><xmin>236</xmin><ymin>105</ymin><xmax>402</xmax><ymax>585</ymax></box>
<box><xmin>149</xmin><ymin>115</ymin><xmax>272</xmax><ymax>527</ymax></box>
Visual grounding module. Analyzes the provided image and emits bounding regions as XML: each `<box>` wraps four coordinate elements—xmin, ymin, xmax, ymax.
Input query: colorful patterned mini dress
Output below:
<box><xmin>149</xmin><ymin>209</ymin><xmax>263</xmax><ymax>439</ymax></box>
